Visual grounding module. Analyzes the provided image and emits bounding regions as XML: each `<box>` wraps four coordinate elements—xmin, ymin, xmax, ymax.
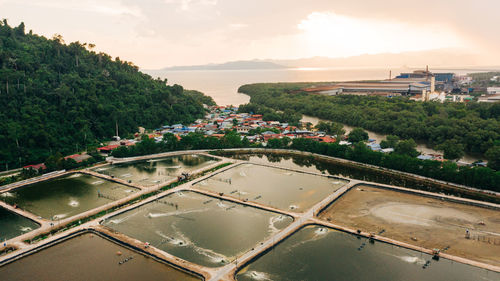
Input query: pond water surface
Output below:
<box><xmin>93</xmin><ymin>154</ymin><xmax>219</xmax><ymax>186</ymax></box>
<box><xmin>0</xmin><ymin>174</ymin><xmax>137</xmax><ymax>220</ymax></box>
<box><xmin>0</xmin><ymin>233</ymin><xmax>201</xmax><ymax>281</ymax></box>
<box><xmin>195</xmin><ymin>163</ymin><xmax>347</xmax><ymax>212</ymax></box>
<box><xmin>0</xmin><ymin>207</ymin><xmax>39</xmax><ymax>241</ymax></box>
<box><xmin>102</xmin><ymin>191</ymin><xmax>293</xmax><ymax>267</ymax></box>
<box><xmin>236</xmin><ymin>225</ymin><xmax>499</xmax><ymax>281</ymax></box>
<box><xmin>221</xmin><ymin>152</ymin><xmax>495</xmax><ymax>202</ymax></box>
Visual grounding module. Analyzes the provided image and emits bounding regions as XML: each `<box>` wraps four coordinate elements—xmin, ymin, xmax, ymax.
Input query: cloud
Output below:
<box><xmin>1</xmin><ymin>0</ymin><xmax>499</xmax><ymax>68</ymax></box>
<box><xmin>2</xmin><ymin>0</ymin><xmax>144</xmax><ymax>17</ymax></box>
<box><xmin>296</xmin><ymin>11</ymin><xmax>467</xmax><ymax>58</ymax></box>
<box><xmin>163</xmin><ymin>0</ymin><xmax>218</xmax><ymax>12</ymax></box>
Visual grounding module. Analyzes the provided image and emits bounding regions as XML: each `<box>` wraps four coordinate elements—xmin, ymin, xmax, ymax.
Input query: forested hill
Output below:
<box><xmin>0</xmin><ymin>21</ymin><xmax>213</xmax><ymax>169</ymax></box>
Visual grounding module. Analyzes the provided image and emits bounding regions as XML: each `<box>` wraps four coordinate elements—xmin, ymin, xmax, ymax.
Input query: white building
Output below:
<box><xmin>478</xmin><ymin>94</ymin><xmax>500</xmax><ymax>103</ymax></box>
<box><xmin>457</xmin><ymin>75</ymin><xmax>472</xmax><ymax>85</ymax></box>
<box><xmin>487</xmin><ymin>87</ymin><xmax>500</xmax><ymax>95</ymax></box>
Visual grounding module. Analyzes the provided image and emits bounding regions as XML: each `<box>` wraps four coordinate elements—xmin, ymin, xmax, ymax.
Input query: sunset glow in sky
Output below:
<box><xmin>297</xmin><ymin>12</ymin><xmax>466</xmax><ymax>58</ymax></box>
<box><xmin>1</xmin><ymin>0</ymin><xmax>498</xmax><ymax>68</ymax></box>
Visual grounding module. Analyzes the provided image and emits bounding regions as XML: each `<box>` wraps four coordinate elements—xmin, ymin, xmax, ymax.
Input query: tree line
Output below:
<box><xmin>238</xmin><ymin>83</ymin><xmax>500</xmax><ymax>165</ymax></box>
<box><xmin>110</xmin><ymin>131</ymin><xmax>499</xmax><ymax>191</ymax></box>
<box><xmin>238</xmin><ymin>103</ymin><xmax>301</xmax><ymax>125</ymax></box>
<box><xmin>0</xmin><ymin>151</ymin><xmax>104</xmax><ymax>187</ymax></box>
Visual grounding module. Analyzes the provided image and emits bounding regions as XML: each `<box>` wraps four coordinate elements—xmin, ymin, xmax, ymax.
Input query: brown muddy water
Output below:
<box><xmin>194</xmin><ymin>163</ymin><xmax>347</xmax><ymax>212</ymax></box>
<box><xmin>102</xmin><ymin>191</ymin><xmax>293</xmax><ymax>267</ymax></box>
<box><xmin>0</xmin><ymin>233</ymin><xmax>201</xmax><ymax>281</ymax></box>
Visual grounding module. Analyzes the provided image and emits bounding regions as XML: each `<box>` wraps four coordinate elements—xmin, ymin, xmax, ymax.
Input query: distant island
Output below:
<box><xmin>159</xmin><ymin>49</ymin><xmax>495</xmax><ymax>71</ymax></box>
<box><xmin>163</xmin><ymin>60</ymin><xmax>286</xmax><ymax>71</ymax></box>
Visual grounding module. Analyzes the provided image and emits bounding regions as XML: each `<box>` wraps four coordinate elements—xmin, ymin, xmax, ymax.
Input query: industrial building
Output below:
<box><xmin>305</xmin><ymin>80</ymin><xmax>432</xmax><ymax>96</ymax></box>
<box><xmin>304</xmin><ymin>69</ymin><xmax>437</xmax><ymax>98</ymax></box>
<box><xmin>397</xmin><ymin>70</ymin><xmax>454</xmax><ymax>83</ymax></box>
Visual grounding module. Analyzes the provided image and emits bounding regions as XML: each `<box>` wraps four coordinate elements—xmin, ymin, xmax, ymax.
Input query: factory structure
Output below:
<box><xmin>303</xmin><ymin>67</ymin><xmax>457</xmax><ymax>102</ymax></box>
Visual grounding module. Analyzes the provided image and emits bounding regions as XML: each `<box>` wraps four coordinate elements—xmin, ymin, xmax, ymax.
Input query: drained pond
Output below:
<box><xmin>195</xmin><ymin>163</ymin><xmax>347</xmax><ymax>212</ymax></box>
<box><xmin>319</xmin><ymin>185</ymin><xmax>500</xmax><ymax>267</ymax></box>
<box><xmin>93</xmin><ymin>154</ymin><xmax>219</xmax><ymax>186</ymax></box>
<box><xmin>102</xmin><ymin>191</ymin><xmax>293</xmax><ymax>267</ymax></box>
<box><xmin>0</xmin><ymin>233</ymin><xmax>201</xmax><ymax>281</ymax></box>
<box><xmin>0</xmin><ymin>207</ymin><xmax>39</xmax><ymax>241</ymax></box>
<box><xmin>0</xmin><ymin>174</ymin><xmax>137</xmax><ymax>220</ymax></box>
<box><xmin>236</xmin><ymin>225</ymin><xmax>500</xmax><ymax>281</ymax></box>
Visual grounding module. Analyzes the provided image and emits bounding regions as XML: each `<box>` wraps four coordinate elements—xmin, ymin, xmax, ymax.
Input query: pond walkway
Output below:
<box><xmin>1</xmin><ymin>151</ymin><xmax>499</xmax><ymax>281</ymax></box>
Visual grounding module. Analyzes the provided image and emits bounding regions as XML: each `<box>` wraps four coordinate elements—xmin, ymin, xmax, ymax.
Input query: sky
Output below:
<box><xmin>1</xmin><ymin>0</ymin><xmax>500</xmax><ymax>69</ymax></box>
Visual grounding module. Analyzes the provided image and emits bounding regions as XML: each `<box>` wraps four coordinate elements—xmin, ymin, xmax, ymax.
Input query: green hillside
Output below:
<box><xmin>0</xmin><ymin>20</ymin><xmax>212</xmax><ymax>169</ymax></box>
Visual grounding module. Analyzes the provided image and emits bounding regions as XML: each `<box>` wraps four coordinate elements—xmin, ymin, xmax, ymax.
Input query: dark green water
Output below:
<box><xmin>0</xmin><ymin>207</ymin><xmax>39</xmax><ymax>241</ymax></box>
<box><xmin>93</xmin><ymin>154</ymin><xmax>219</xmax><ymax>186</ymax></box>
<box><xmin>195</xmin><ymin>163</ymin><xmax>347</xmax><ymax>212</ymax></box>
<box><xmin>0</xmin><ymin>233</ymin><xmax>201</xmax><ymax>281</ymax></box>
<box><xmin>102</xmin><ymin>191</ymin><xmax>293</xmax><ymax>267</ymax></box>
<box><xmin>236</xmin><ymin>225</ymin><xmax>500</xmax><ymax>281</ymax></box>
<box><xmin>0</xmin><ymin>174</ymin><xmax>137</xmax><ymax>220</ymax></box>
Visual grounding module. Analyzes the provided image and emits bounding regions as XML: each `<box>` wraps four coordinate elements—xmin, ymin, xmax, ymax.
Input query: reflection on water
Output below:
<box><xmin>195</xmin><ymin>164</ymin><xmax>348</xmax><ymax>212</ymax></box>
<box><xmin>102</xmin><ymin>191</ymin><xmax>293</xmax><ymax>267</ymax></box>
<box><xmin>94</xmin><ymin>155</ymin><xmax>218</xmax><ymax>186</ymax></box>
<box><xmin>236</xmin><ymin>225</ymin><xmax>499</xmax><ymax>281</ymax></box>
<box><xmin>0</xmin><ymin>174</ymin><xmax>137</xmax><ymax>220</ymax></box>
<box><xmin>0</xmin><ymin>207</ymin><xmax>39</xmax><ymax>241</ymax></box>
<box><xmin>145</xmin><ymin>67</ymin><xmax>479</xmax><ymax>106</ymax></box>
<box><xmin>220</xmin><ymin>152</ymin><xmax>490</xmax><ymax>200</ymax></box>
<box><xmin>0</xmin><ymin>233</ymin><xmax>200</xmax><ymax>281</ymax></box>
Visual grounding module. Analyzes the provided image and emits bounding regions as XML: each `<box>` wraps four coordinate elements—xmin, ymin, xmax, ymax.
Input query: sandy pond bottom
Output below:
<box><xmin>195</xmin><ymin>163</ymin><xmax>347</xmax><ymax>212</ymax></box>
<box><xmin>319</xmin><ymin>185</ymin><xmax>500</xmax><ymax>267</ymax></box>
<box><xmin>0</xmin><ymin>207</ymin><xmax>39</xmax><ymax>241</ymax></box>
<box><xmin>236</xmin><ymin>225</ymin><xmax>499</xmax><ymax>281</ymax></box>
<box><xmin>0</xmin><ymin>174</ymin><xmax>137</xmax><ymax>220</ymax></box>
<box><xmin>93</xmin><ymin>154</ymin><xmax>219</xmax><ymax>186</ymax></box>
<box><xmin>102</xmin><ymin>191</ymin><xmax>293</xmax><ymax>268</ymax></box>
<box><xmin>0</xmin><ymin>233</ymin><xmax>200</xmax><ymax>281</ymax></box>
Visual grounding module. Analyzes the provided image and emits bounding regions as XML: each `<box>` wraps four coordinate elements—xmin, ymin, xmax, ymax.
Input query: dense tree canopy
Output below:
<box><xmin>237</xmin><ymin>103</ymin><xmax>301</xmax><ymax>125</ymax></box>
<box><xmin>315</xmin><ymin>121</ymin><xmax>345</xmax><ymax>136</ymax></box>
<box><xmin>394</xmin><ymin>139</ymin><xmax>419</xmax><ymax>157</ymax></box>
<box><xmin>348</xmin><ymin>128</ymin><xmax>369</xmax><ymax>143</ymax></box>
<box><xmin>111</xmin><ymin>132</ymin><xmax>247</xmax><ymax>158</ymax></box>
<box><xmin>238</xmin><ymin>83</ymin><xmax>500</xmax><ymax>158</ymax></box>
<box><xmin>184</xmin><ymin>90</ymin><xmax>216</xmax><ymax>106</ymax></box>
<box><xmin>110</xmin><ymin>129</ymin><xmax>499</xmax><ymax>191</ymax></box>
<box><xmin>485</xmin><ymin>146</ymin><xmax>500</xmax><ymax>170</ymax></box>
<box><xmin>0</xmin><ymin>21</ymin><xmax>211</xmax><ymax>169</ymax></box>
<box><xmin>437</xmin><ymin>139</ymin><xmax>465</xmax><ymax>160</ymax></box>
<box><xmin>380</xmin><ymin>135</ymin><xmax>400</xmax><ymax>149</ymax></box>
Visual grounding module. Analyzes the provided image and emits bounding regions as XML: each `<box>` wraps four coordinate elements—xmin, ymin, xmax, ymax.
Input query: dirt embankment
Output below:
<box><xmin>319</xmin><ymin>185</ymin><xmax>500</xmax><ymax>267</ymax></box>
